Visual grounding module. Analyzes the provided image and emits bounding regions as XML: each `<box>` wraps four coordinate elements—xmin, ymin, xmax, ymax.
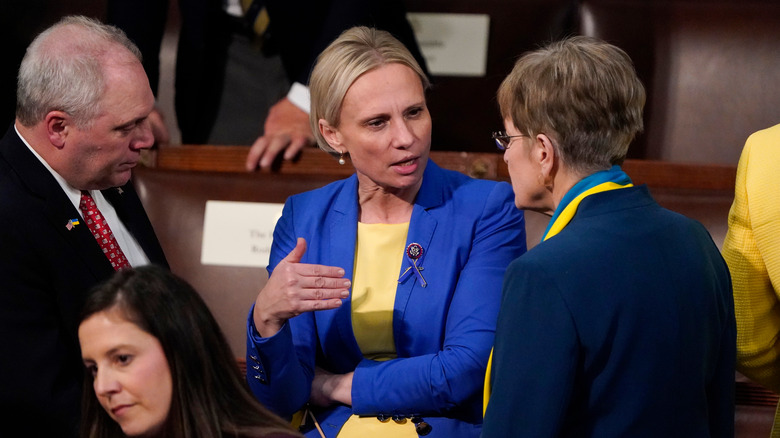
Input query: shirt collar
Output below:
<box><xmin>14</xmin><ymin>123</ymin><xmax>84</xmax><ymax>210</ymax></box>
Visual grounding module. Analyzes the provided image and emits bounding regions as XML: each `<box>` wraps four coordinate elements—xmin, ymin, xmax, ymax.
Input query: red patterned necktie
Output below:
<box><xmin>79</xmin><ymin>191</ymin><xmax>130</xmax><ymax>271</ymax></box>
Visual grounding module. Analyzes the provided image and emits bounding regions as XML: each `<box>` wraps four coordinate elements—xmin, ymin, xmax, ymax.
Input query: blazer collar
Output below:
<box><xmin>1</xmin><ymin>125</ymin><xmax>64</xmax><ymax>200</ymax></box>
<box><xmin>413</xmin><ymin>160</ymin><xmax>446</xmax><ymax>210</ymax></box>
<box><xmin>1</xmin><ymin>126</ymin><xmax>117</xmax><ymax>276</ymax></box>
<box><xmin>328</xmin><ymin>160</ymin><xmax>447</xmax><ymax>270</ymax></box>
<box><xmin>325</xmin><ymin>160</ymin><xmax>446</xmax><ymax>356</ymax></box>
<box><xmin>331</xmin><ymin>159</ymin><xmax>447</xmax><ymax>215</ymax></box>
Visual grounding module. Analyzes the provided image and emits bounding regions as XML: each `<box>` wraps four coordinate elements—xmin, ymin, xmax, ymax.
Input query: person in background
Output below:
<box><xmin>107</xmin><ymin>0</ymin><xmax>427</xmax><ymax>171</ymax></box>
<box><xmin>482</xmin><ymin>36</ymin><xmax>734</xmax><ymax>437</ymax></box>
<box><xmin>79</xmin><ymin>265</ymin><xmax>301</xmax><ymax>438</ymax></box>
<box><xmin>246</xmin><ymin>26</ymin><xmax>526</xmax><ymax>437</ymax></box>
<box><xmin>0</xmin><ymin>16</ymin><xmax>167</xmax><ymax>436</ymax></box>
<box><xmin>722</xmin><ymin>123</ymin><xmax>780</xmax><ymax>438</ymax></box>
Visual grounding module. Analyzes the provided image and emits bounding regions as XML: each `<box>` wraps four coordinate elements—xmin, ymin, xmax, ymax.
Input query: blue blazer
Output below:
<box><xmin>247</xmin><ymin>161</ymin><xmax>527</xmax><ymax>437</ymax></box>
<box><xmin>482</xmin><ymin>186</ymin><xmax>735</xmax><ymax>438</ymax></box>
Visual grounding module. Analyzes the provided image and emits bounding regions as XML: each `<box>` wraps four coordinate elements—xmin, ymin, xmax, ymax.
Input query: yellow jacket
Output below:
<box><xmin>723</xmin><ymin>123</ymin><xmax>780</xmax><ymax>434</ymax></box>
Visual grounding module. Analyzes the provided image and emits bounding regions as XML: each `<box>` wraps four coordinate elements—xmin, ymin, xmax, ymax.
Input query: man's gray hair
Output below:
<box><xmin>16</xmin><ymin>15</ymin><xmax>143</xmax><ymax>128</ymax></box>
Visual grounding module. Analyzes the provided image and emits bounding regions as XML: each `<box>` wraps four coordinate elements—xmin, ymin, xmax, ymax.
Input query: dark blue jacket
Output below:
<box><xmin>483</xmin><ymin>186</ymin><xmax>734</xmax><ymax>437</ymax></box>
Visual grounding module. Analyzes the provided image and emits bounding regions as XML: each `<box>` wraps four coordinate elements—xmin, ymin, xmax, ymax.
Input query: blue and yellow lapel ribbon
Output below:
<box><xmin>482</xmin><ymin>165</ymin><xmax>632</xmax><ymax>416</ymax></box>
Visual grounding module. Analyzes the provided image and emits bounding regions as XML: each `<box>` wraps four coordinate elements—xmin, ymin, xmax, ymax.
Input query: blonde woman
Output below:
<box><xmin>246</xmin><ymin>27</ymin><xmax>526</xmax><ymax>437</ymax></box>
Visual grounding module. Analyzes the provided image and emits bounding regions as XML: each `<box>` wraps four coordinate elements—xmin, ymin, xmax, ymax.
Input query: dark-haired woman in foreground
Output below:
<box><xmin>78</xmin><ymin>265</ymin><xmax>301</xmax><ymax>438</ymax></box>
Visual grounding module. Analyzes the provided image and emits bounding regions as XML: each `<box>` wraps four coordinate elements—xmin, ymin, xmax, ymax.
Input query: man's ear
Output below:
<box><xmin>44</xmin><ymin>111</ymin><xmax>70</xmax><ymax>149</ymax></box>
<box><xmin>318</xmin><ymin>119</ymin><xmax>344</xmax><ymax>153</ymax></box>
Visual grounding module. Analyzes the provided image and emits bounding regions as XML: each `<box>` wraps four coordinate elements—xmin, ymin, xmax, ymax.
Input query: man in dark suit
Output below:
<box><xmin>107</xmin><ymin>0</ymin><xmax>427</xmax><ymax>169</ymax></box>
<box><xmin>0</xmin><ymin>16</ymin><xmax>168</xmax><ymax>437</ymax></box>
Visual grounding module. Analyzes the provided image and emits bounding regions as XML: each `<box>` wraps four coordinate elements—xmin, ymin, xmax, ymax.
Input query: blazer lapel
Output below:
<box><xmin>394</xmin><ymin>162</ymin><xmax>444</xmax><ymax>354</ymax></box>
<box><xmin>318</xmin><ymin>164</ymin><xmax>446</xmax><ymax>361</ymax></box>
<box><xmin>328</xmin><ymin>175</ymin><xmax>362</xmax><ymax>357</ymax></box>
<box><xmin>102</xmin><ymin>182</ymin><xmax>168</xmax><ymax>267</ymax></box>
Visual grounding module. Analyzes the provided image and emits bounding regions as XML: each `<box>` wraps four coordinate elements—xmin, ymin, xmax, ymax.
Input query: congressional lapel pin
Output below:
<box><xmin>398</xmin><ymin>242</ymin><xmax>427</xmax><ymax>287</ymax></box>
<box><xmin>65</xmin><ymin>218</ymin><xmax>80</xmax><ymax>230</ymax></box>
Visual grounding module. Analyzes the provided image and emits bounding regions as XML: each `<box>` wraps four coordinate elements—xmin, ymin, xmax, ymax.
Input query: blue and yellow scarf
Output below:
<box><xmin>482</xmin><ymin>165</ymin><xmax>633</xmax><ymax>415</ymax></box>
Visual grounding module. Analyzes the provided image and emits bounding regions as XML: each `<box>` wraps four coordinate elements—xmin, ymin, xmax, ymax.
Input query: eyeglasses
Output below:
<box><xmin>492</xmin><ymin>131</ymin><xmax>524</xmax><ymax>151</ymax></box>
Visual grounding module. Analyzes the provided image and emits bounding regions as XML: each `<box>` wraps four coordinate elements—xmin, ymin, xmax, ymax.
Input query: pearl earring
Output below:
<box><xmin>338</xmin><ymin>152</ymin><xmax>346</xmax><ymax>165</ymax></box>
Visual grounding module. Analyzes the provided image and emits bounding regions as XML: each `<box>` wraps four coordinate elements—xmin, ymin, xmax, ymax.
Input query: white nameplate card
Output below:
<box><xmin>201</xmin><ymin>200</ymin><xmax>284</xmax><ymax>268</ymax></box>
<box><xmin>407</xmin><ymin>12</ymin><xmax>490</xmax><ymax>77</ymax></box>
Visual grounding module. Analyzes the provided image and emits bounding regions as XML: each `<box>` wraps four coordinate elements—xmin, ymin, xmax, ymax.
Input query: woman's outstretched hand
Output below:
<box><xmin>252</xmin><ymin>238</ymin><xmax>351</xmax><ymax>337</ymax></box>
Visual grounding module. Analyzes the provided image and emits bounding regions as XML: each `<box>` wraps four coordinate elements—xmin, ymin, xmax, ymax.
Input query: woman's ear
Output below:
<box><xmin>318</xmin><ymin>119</ymin><xmax>343</xmax><ymax>153</ymax></box>
<box><xmin>45</xmin><ymin>111</ymin><xmax>69</xmax><ymax>149</ymax></box>
<box><xmin>536</xmin><ymin>133</ymin><xmax>556</xmax><ymax>179</ymax></box>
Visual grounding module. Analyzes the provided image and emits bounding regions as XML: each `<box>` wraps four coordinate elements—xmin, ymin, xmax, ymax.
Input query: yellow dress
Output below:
<box><xmin>338</xmin><ymin>222</ymin><xmax>417</xmax><ymax>437</ymax></box>
<box><xmin>722</xmin><ymin>123</ymin><xmax>780</xmax><ymax>436</ymax></box>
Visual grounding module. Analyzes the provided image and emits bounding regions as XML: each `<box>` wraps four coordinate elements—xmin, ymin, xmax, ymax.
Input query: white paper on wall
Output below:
<box><xmin>201</xmin><ymin>200</ymin><xmax>284</xmax><ymax>268</ymax></box>
<box><xmin>407</xmin><ymin>12</ymin><xmax>490</xmax><ymax>77</ymax></box>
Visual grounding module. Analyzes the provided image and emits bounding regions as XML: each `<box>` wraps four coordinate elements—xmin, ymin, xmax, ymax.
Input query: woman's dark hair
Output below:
<box><xmin>79</xmin><ymin>265</ymin><xmax>300</xmax><ymax>438</ymax></box>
